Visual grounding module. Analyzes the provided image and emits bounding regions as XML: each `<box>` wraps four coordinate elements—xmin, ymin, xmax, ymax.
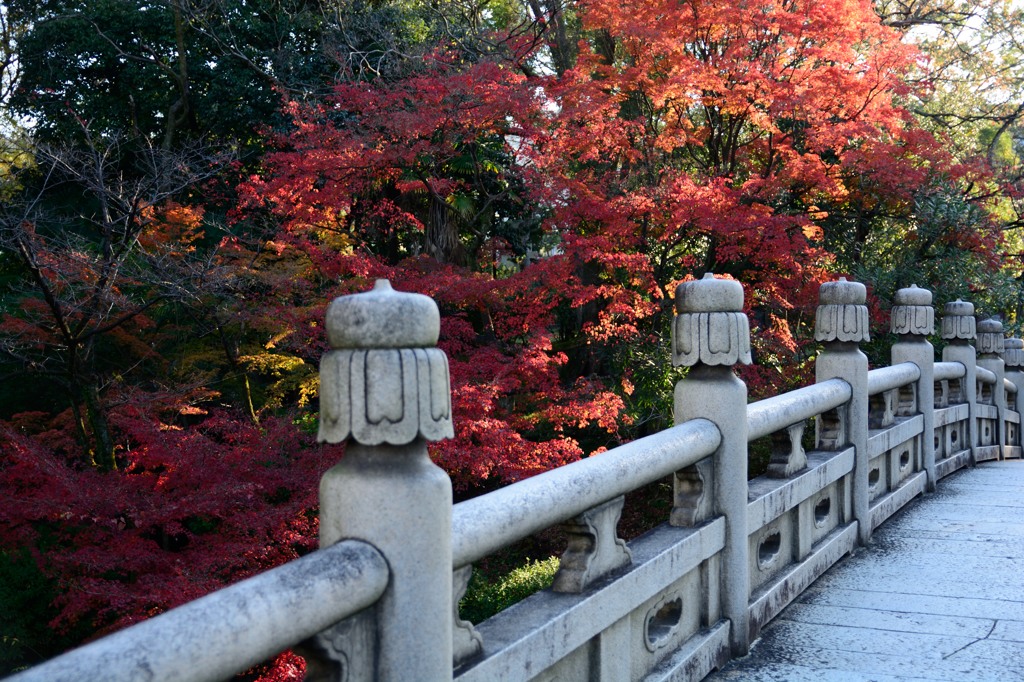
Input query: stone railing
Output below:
<box><xmin>9</xmin><ymin>277</ymin><xmax>1022</xmax><ymax>682</ymax></box>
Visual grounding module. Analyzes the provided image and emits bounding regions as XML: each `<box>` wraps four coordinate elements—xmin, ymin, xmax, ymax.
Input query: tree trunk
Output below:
<box><xmin>425</xmin><ymin>193</ymin><xmax>464</xmax><ymax>265</ymax></box>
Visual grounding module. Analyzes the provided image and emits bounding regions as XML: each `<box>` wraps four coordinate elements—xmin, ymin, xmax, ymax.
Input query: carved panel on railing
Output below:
<box><xmin>453</xmin><ymin>566</ymin><xmax>483</xmax><ymax>665</ymax></box>
<box><xmin>979</xmin><ymin>379</ymin><xmax>993</xmax><ymax>404</ymax></box>
<box><xmin>867</xmin><ymin>457</ymin><xmax>886</xmax><ymax>501</ymax></box>
<box><xmin>553</xmin><ymin>496</ymin><xmax>632</xmax><ymax>593</ymax></box>
<box><xmin>670</xmin><ymin>459</ymin><xmax>713</xmax><ymax>527</ymax></box>
<box><xmin>816</xmin><ymin>407</ymin><xmax>846</xmax><ymax>450</ymax></box>
<box><xmin>869</xmin><ymin>391</ymin><xmax>895</xmax><ymax>428</ymax></box>
<box><xmin>896</xmin><ymin>383</ymin><xmax>917</xmax><ymax>417</ymax></box>
<box><xmin>300</xmin><ymin>609</ymin><xmax>377</xmax><ymax>682</ymax></box>
<box><xmin>749</xmin><ymin>519</ymin><xmax>791</xmax><ymax>591</ymax></box>
<box><xmin>767</xmin><ymin>421</ymin><xmax>807</xmax><ymax>478</ymax></box>
<box><xmin>948</xmin><ymin>378</ymin><xmax>964</xmax><ymax>404</ymax></box>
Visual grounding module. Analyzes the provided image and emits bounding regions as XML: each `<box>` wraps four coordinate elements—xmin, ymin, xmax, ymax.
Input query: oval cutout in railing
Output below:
<box><xmin>934</xmin><ymin>434</ymin><xmax>940</xmax><ymax>449</ymax></box>
<box><xmin>645</xmin><ymin>596</ymin><xmax>683</xmax><ymax>651</ymax></box>
<box><xmin>814</xmin><ymin>497</ymin><xmax>831</xmax><ymax>527</ymax></box>
<box><xmin>899</xmin><ymin>449</ymin><xmax>911</xmax><ymax>470</ymax></box>
<box><xmin>951</xmin><ymin>429</ymin><xmax>958</xmax><ymax>443</ymax></box>
<box><xmin>758</xmin><ymin>531</ymin><xmax>782</xmax><ymax>568</ymax></box>
<box><xmin>868</xmin><ymin>467</ymin><xmax>881</xmax><ymax>489</ymax></box>
<box><xmin>985</xmin><ymin>425</ymin><xmax>991</xmax><ymax>439</ymax></box>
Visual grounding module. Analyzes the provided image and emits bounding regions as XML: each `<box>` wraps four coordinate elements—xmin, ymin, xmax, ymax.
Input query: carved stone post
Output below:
<box><xmin>942</xmin><ymin>300</ymin><xmax>977</xmax><ymax>464</ymax></box>
<box><xmin>672</xmin><ymin>273</ymin><xmax>751</xmax><ymax>656</ymax></box>
<box><xmin>814</xmin><ymin>278</ymin><xmax>870</xmax><ymax>545</ymax></box>
<box><xmin>890</xmin><ymin>285</ymin><xmax>936</xmax><ymax>492</ymax></box>
<box><xmin>977</xmin><ymin>317</ymin><xmax>1007</xmax><ymax>458</ymax></box>
<box><xmin>1004</xmin><ymin>338</ymin><xmax>1024</xmax><ymax>416</ymax></box>
<box><xmin>313</xmin><ymin>279</ymin><xmax>455</xmax><ymax>681</ymax></box>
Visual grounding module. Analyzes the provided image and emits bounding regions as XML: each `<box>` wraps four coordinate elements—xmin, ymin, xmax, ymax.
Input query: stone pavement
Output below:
<box><xmin>706</xmin><ymin>461</ymin><xmax>1024</xmax><ymax>682</ymax></box>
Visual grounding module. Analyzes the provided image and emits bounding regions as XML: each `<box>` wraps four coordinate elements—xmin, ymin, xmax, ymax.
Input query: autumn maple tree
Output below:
<box><xmin>2</xmin><ymin>0</ymin><xmax>1023</xmax><ymax>679</ymax></box>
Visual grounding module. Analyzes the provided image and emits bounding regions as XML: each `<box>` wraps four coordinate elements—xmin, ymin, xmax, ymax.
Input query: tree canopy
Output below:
<box><xmin>1</xmin><ymin>0</ymin><xmax>1022</xmax><ymax>678</ymax></box>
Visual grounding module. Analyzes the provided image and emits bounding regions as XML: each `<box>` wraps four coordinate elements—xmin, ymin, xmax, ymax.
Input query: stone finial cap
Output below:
<box><xmin>941</xmin><ymin>299</ymin><xmax>976</xmax><ymax>340</ymax></box>
<box><xmin>818</xmin><ymin>277</ymin><xmax>866</xmax><ymax>306</ymax></box>
<box><xmin>944</xmin><ymin>299</ymin><xmax>974</xmax><ymax>316</ymax></box>
<box><xmin>675</xmin><ymin>273</ymin><xmax>744</xmax><ymax>313</ymax></box>
<box><xmin>977</xmin><ymin>317</ymin><xmax>1004</xmax><ymax>334</ymax></box>
<box><xmin>977</xmin><ymin>317</ymin><xmax>1005</xmax><ymax>355</ymax></box>
<box><xmin>893</xmin><ymin>284</ymin><xmax>932</xmax><ymax>306</ymax></box>
<box><xmin>1004</xmin><ymin>338</ymin><xmax>1024</xmax><ymax>368</ymax></box>
<box><xmin>891</xmin><ymin>284</ymin><xmax>934</xmax><ymax>336</ymax></box>
<box><xmin>672</xmin><ymin>274</ymin><xmax>751</xmax><ymax>367</ymax></box>
<box><xmin>319</xmin><ymin>280</ymin><xmax>454</xmax><ymax>445</ymax></box>
<box><xmin>326</xmin><ymin>279</ymin><xmax>440</xmax><ymax>349</ymax></box>
<box><xmin>815</xmin><ymin>277</ymin><xmax>869</xmax><ymax>343</ymax></box>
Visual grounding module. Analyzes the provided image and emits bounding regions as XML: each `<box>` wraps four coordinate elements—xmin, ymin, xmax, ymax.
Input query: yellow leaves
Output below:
<box><xmin>239</xmin><ymin>353</ymin><xmax>318</xmax><ymax>409</ymax></box>
<box><xmin>263</xmin><ymin>329</ymin><xmax>294</xmax><ymax>350</ymax></box>
<box><xmin>238</xmin><ymin>353</ymin><xmax>305</xmax><ymax>378</ymax></box>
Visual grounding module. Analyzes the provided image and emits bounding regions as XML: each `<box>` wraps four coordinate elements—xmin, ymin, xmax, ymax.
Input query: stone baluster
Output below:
<box><xmin>1004</xmin><ymin>339</ymin><xmax>1024</xmax><ymax>453</ymax></box>
<box><xmin>941</xmin><ymin>300</ymin><xmax>977</xmax><ymax>463</ymax></box>
<box><xmin>672</xmin><ymin>273</ymin><xmax>751</xmax><ymax>656</ymax></box>
<box><xmin>1004</xmin><ymin>338</ymin><xmax>1024</xmax><ymax>416</ymax></box>
<box><xmin>814</xmin><ymin>278</ymin><xmax>871</xmax><ymax>545</ymax></box>
<box><xmin>977</xmin><ymin>317</ymin><xmax>1007</xmax><ymax>458</ymax></box>
<box><xmin>890</xmin><ymin>285</ymin><xmax>936</xmax><ymax>492</ymax></box>
<box><xmin>310</xmin><ymin>279</ymin><xmax>455</xmax><ymax>681</ymax></box>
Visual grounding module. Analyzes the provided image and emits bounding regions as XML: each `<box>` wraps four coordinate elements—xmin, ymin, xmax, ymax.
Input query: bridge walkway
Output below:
<box><xmin>707</xmin><ymin>460</ymin><xmax>1024</xmax><ymax>682</ymax></box>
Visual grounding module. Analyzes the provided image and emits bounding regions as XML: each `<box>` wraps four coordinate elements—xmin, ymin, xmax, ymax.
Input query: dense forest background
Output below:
<box><xmin>1</xmin><ymin>0</ymin><xmax>1022</xmax><ymax>678</ymax></box>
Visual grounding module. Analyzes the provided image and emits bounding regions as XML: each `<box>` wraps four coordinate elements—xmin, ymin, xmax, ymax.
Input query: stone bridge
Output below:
<box><xmin>9</xmin><ymin>276</ymin><xmax>1024</xmax><ymax>682</ymax></box>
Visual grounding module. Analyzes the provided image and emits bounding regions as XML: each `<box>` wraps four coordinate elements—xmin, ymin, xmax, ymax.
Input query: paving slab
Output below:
<box><xmin>706</xmin><ymin>461</ymin><xmax>1024</xmax><ymax>681</ymax></box>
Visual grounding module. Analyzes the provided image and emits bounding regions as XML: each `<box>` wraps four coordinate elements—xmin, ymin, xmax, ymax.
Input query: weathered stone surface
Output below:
<box><xmin>708</xmin><ymin>461</ymin><xmax>1024</xmax><ymax>681</ymax></box>
<box><xmin>673</xmin><ymin>273</ymin><xmax>751</xmax><ymax>656</ymax></box>
<box><xmin>673</xmin><ymin>275</ymin><xmax>751</xmax><ymax>367</ymax></box>
<box><xmin>977</xmin><ymin>317</ymin><xmax>1006</xmax><ymax>355</ymax></box>
<box><xmin>814</xmin><ymin>278</ymin><xmax>869</xmax><ymax>343</ymax></box>
<box><xmin>1004</xmin><ymin>338</ymin><xmax>1024</xmax><ymax>368</ymax></box>
<box><xmin>553</xmin><ymin>496</ymin><xmax>632</xmax><ymax>593</ymax></box>
<box><xmin>814</xmin><ymin>278</ymin><xmax>870</xmax><ymax>544</ymax></box>
<box><xmin>318</xmin><ymin>279</ymin><xmax>454</xmax><ymax>445</ymax></box>
<box><xmin>319</xmin><ymin>347</ymin><xmax>454</xmax><ymax>445</ymax></box>
<box><xmin>941</xmin><ymin>299</ymin><xmax>976</xmax><ymax>340</ymax></box>
<box><xmin>767</xmin><ymin>421</ymin><xmax>807</xmax><ymax>478</ymax></box>
<box><xmin>890</xmin><ymin>285</ymin><xmax>934</xmax><ymax>336</ymax></box>
<box><xmin>676</xmin><ymin>273</ymin><xmax>745</xmax><ymax>313</ymax></box>
<box><xmin>670</xmin><ymin>459</ymin><xmax>713</xmax><ymax>527</ymax></box>
<box><xmin>5</xmin><ymin>540</ymin><xmax>388</xmax><ymax>682</ymax></box>
<box><xmin>326</xmin><ymin>279</ymin><xmax>439</xmax><ymax>349</ymax></box>
<box><xmin>317</xmin><ymin>279</ymin><xmax>456</xmax><ymax>681</ymax></box>
<box><xmin>452</xmin><ymin>566</ymin><xmax>483</xmax><ymax>665</ymax></box>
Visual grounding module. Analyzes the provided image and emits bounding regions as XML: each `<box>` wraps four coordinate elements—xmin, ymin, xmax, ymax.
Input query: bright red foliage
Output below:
<box><xmin>2</xmin><ymin>0</ymin><xmax>1017</xmax><ymax>679</ymax></box>
<box><xmin>0</xmin><ymin>408</ymin><xmax>329</xmax><ymax>679</ymax></box>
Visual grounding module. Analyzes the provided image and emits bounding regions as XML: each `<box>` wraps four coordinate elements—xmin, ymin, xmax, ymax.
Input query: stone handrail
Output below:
<box><xmin>11</xmin><ymin>279</ymin><xmax>1023</xmax><ymax>682</ymax></box>
<box><xmin>746</xmin><ymin>378</ymin><xmax>851</xmax><ymax>440</ymax></box>
<box><xmin>934</xmin><ymin>361</ymin><xmax>966</xmax><ymax>381</ymax></box>
<box><xmin>7</xmin><ymin>540</ymin><xmax>388</xmax><ymax>682</ymax></box>
<box><xmin>867</xmin><ymin>362</ymin><xmax>920</xmax><ymax>395</ymax></box>
<box><xmin>452</xmin><ymin>419</ymin><xmax>721</xmax><ymax>568</ymax></box>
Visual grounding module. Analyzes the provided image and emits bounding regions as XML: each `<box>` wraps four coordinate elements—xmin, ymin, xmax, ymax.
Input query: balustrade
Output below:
<box><xmin>10</xmin><ymin>276</ymin><xmax>1021</xmax><ymax>682</ymax></box>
